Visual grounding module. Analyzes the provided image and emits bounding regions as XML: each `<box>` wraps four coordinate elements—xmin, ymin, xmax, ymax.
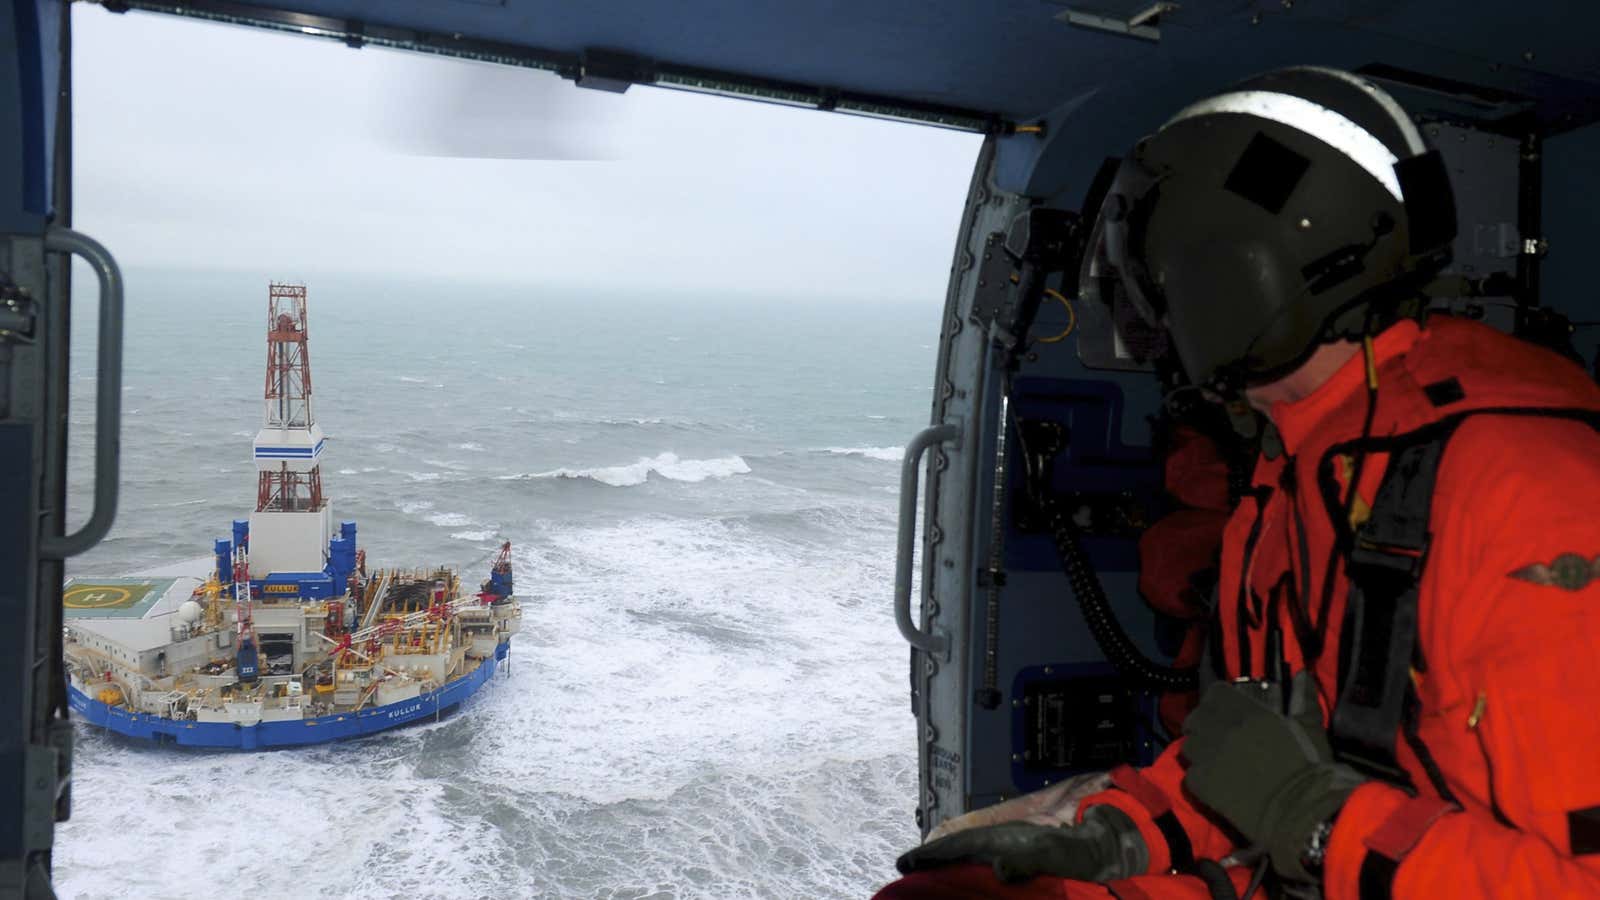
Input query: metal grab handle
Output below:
<box><xmin>895</xmin><ymin>423</ymin><xmax>960</xmax><ymax>656</ymax></box>
<box><xmin>40</xmin><ymin>227</ymin><xmax>123</xmax><ymax>559</ymax></box>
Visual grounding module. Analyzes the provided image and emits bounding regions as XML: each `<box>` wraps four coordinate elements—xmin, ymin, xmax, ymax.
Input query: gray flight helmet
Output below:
<box><xmin>1090</xmin><ymin>66</ymin><xmax>1457</xmax><ymax>394</ymax></box>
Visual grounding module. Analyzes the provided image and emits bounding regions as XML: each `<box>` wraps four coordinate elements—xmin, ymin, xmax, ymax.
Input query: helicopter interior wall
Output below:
<box><xmin>957</xmin><ymin>220</ymin><xmax>1179</xmax><ymax>806</ymax></box>
<box><xmin>991</xmin><ymin>12</ymin><xmax>1600</xmax><ymax>203</ymax></box>
<box><xmin>1542</xmin><ymin>122</ymin><xmax>1600</xmax><ymax>369</ymax></box>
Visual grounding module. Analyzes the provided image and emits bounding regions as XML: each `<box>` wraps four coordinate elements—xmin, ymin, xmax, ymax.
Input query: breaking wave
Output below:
<box><xmin>422</xmin><ymin>458</ymin><xmax>472</xmax><ymax>471</ymax></box>
<box><xmin>544</xmin><ymin>410</ymin><xmax>691</xmax><ymax>428</ymax></box>
<box><xmin>155</xmin><ymin>498</ymin><xmax>208</xmax><ymax>509</ymax></box>
<box><xmin>503</xmin><ymin>453</ymin><xmax>752</xmax><ymax>487</ymax></box>
<box><xmin>823</xmin><ymin>446</ymin><xmax>904</xmax><ymax>462</ymax></box>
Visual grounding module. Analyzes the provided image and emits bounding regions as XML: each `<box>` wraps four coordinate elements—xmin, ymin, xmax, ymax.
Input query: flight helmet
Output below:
<box><xmin>1089</xmin><ymin>66</ymin><xmax>1457</xmax><ymax>393</ymax></box>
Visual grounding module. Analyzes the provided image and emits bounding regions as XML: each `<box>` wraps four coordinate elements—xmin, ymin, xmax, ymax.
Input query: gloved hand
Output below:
<box><xmin>895</xmin><ymin>803</ymin><xmax>1148</xmax><ymax>884</ymax></box>
<box><xmin>924</xmin><ymin>772</ymin><xmax>1113</xmax><ymax>842</ymax></box>
<box><xmin>1180</xmin><ymin>671</ymin><xmax>1366</xmax><ymax>883</ymax></box>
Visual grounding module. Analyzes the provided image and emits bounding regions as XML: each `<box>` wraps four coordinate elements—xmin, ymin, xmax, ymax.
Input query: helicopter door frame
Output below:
<box><xmin>901</xmin><ymin>135</ymin><xmax>1031</xmax><ymax>836</ymax></box>
<box><xmin>1</xmin><ymin>3</ymin><xmax>127</xmax><ymax>895</ymax></box>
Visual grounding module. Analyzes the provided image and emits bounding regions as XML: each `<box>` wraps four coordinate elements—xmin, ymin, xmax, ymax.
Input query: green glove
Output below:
<box><xmin>1180</xmin><ymin>672</ymin><xmax>1366</xmax><ymax>883</ymax></box>
<box><xmin>895</xmin><ymin>804</ymin><xmax>1149</xmax><ymax>884</ymax></box>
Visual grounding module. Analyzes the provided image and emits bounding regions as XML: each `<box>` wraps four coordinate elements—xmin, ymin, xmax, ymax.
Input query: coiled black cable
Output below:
<box><xmin>1013</xmin><ymin>415</ymin><xmax>1198</xmax><ymax>692</ymax></box>
<box><xmin>1042</xmin><ymin>492</ymin><xmax>1198</xmax><ymax>692</ymax></box>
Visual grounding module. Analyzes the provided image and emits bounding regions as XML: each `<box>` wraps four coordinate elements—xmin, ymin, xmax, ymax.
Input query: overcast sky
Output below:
<box><xmin>70</xmin><ymin>7</ymin><xmax>981</xmax><ymax>303</ymax></box>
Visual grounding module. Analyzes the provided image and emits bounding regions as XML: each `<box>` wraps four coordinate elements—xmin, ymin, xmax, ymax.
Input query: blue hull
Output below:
<box><xmin>69</xmin><ymin>642</ymin><xmax>510</xmax><ymax>749</ymax></box>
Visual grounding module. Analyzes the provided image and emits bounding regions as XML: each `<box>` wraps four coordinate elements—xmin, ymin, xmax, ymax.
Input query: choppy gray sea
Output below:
<box><xmin>55</xmin><ymin>269</ymin><xmax>936</xmax><ymax>898</ymax></box>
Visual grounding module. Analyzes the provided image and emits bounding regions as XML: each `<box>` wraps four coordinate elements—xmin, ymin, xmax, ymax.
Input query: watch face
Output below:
<box><xmin>1303</xmin><ymin>819</ymin><xmax>1334</xmax><ymax>870</ymax></box>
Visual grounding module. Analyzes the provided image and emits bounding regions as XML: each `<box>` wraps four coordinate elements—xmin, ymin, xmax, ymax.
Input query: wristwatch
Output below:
<box><xmin>1301</xmin><ymin>817</ymin><xmax>1335</xmax><ymax>877</ymax></box>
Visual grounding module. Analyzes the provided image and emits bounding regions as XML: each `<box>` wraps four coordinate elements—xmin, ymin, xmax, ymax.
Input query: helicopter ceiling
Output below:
<box><xmin>105</xmin><ymin>0</ymin><xmax>1600</xmax><ymax>143</ymax></box>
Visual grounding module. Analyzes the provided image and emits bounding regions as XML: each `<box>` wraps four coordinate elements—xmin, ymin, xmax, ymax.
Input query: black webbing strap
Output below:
<box><xmin>1358</xmin><ymin>853</ymin><xmax>1401</xmax><ymax>900</ymax></box>
<box><xmin>1326</xmin><ymin>405</ymin><xmax>1600</xmax><ymax>777</ymax></box>
<box><xmin>1189</xmin><ymin>858</ymin><xmax>1239</xmax><ymax>900</ymax></box>
<box><xmin>1156</xmin><ymin>811</ymin><xmax>1197</xmax><ymax>873</ymax></box>
<box><xmin>1329</xmin><ymin>434</ymin><xmax>1449</xmax><ymax>780</ymax></box>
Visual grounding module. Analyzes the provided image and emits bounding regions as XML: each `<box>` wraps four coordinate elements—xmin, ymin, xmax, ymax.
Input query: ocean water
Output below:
<box><xmin>54</xmin><ymin>269</ymin><xmax>938</xmax><ymax>898</ymax></box>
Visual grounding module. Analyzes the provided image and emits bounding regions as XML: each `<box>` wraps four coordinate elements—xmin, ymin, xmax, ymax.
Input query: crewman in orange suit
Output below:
<box><xmin>877</xmin><ymin>65</ymin><xmax>1600</xmax><ymax>899</ymax></box>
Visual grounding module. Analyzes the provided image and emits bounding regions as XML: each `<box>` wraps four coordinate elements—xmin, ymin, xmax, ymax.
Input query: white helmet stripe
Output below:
<box><xmin>1164</xmin><ymin>90</ymin><xmax>1405</xmax><ymax>201</ymax></box>
<box><xmin>1297</xmin><ymin>66</ymin><xmax>1426</xmax><ymax>156</ymax></box>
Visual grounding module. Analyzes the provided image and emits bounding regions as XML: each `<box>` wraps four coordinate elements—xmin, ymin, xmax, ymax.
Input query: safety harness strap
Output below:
<box><xmin>1328</xmin><ymin>407</ymin><xmax>1600</xmax><ymax>781</ymax></box>
<box><xmin>1356</xmin><ymin>796</ymin><xmax>1457</xmax><ymax>900</ymax></box>
<box><xmin>1330</xmin><ymin>435</ymin><xmax>1448</xmax><ymax>780</ymax></box>
<box><xmin>1109</xmin><ymin>764</ymin><xmax>1196</xmax><ymax>873</ymax></box>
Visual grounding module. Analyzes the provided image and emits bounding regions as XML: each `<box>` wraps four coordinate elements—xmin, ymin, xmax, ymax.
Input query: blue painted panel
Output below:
<box><xmin>1007</xmin><ymin>661</ymin><xmax>1160</xmax><ymax>794</ymax></box>
<box><xmin>253</xmin><ymin>438</ymin><xmax>326</xmax><ymax>457</ymax></box>
<box><xmin>258</xmin><ymin>570</ymin><xmax>335</xmax><ymax>599</ymax></box>
<box><xmin>1003</xmin><ymin>376</ymin><xmax>1160</xmax><ymax>574</ymax></box>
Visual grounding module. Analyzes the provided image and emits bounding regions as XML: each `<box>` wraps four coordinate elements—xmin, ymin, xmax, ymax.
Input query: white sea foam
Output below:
<box><xmin>823</xmin><ymin>446</ymin><xmax>904</xmax><ymax>462</ymax></box>
<box><xmin>404</xmin><ymin>471</ymin><xmax>442</xmax><ymax>482</ymax></box>
<box><xmin>397</xmin><ymin>375</ymin><xmax>428</xmax><ymax>383</ymax></box>
<box><xmin>507</xmin><ymin>453</ymin><xmax>752</xmax><ymax>487</ymax></box>
<box><xmin>428</xmin><ymin>512</ymin><xmax>473</xmax><ymax>527</ymax></box>
<box><xmin>452</xmin><ymin>442</ymin><xmax>486</xmax><ymax>452</ymax></box>
<box><xmin>439</xmin><ymin>520</ymin><xmax>916</xmax><ymax>895</ymax></box>
<box><xmin>551</xmin><ymin>410</ymin><xmax>674</xmax><ymax>427</ymax></box>
<box><xmin>421</xmin><ymin>458</ymin><xmax>471</xmax><ymax>471</ymax></box>
<box><xmin>398</xmin><ymin>500</ymin><xmax>434</xmax><ymax>515</ymax></box>
<box><xmin>58</xmin><ymin>510</ymin><xmax>916</xmax><ymax>900</ymax></box>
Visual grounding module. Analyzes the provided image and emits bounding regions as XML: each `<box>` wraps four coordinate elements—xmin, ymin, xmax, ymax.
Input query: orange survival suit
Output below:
<box><xmin>877</xmin><ymin>314</ymin><xmax>1600</xmax><ymax>899</ymax></box>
